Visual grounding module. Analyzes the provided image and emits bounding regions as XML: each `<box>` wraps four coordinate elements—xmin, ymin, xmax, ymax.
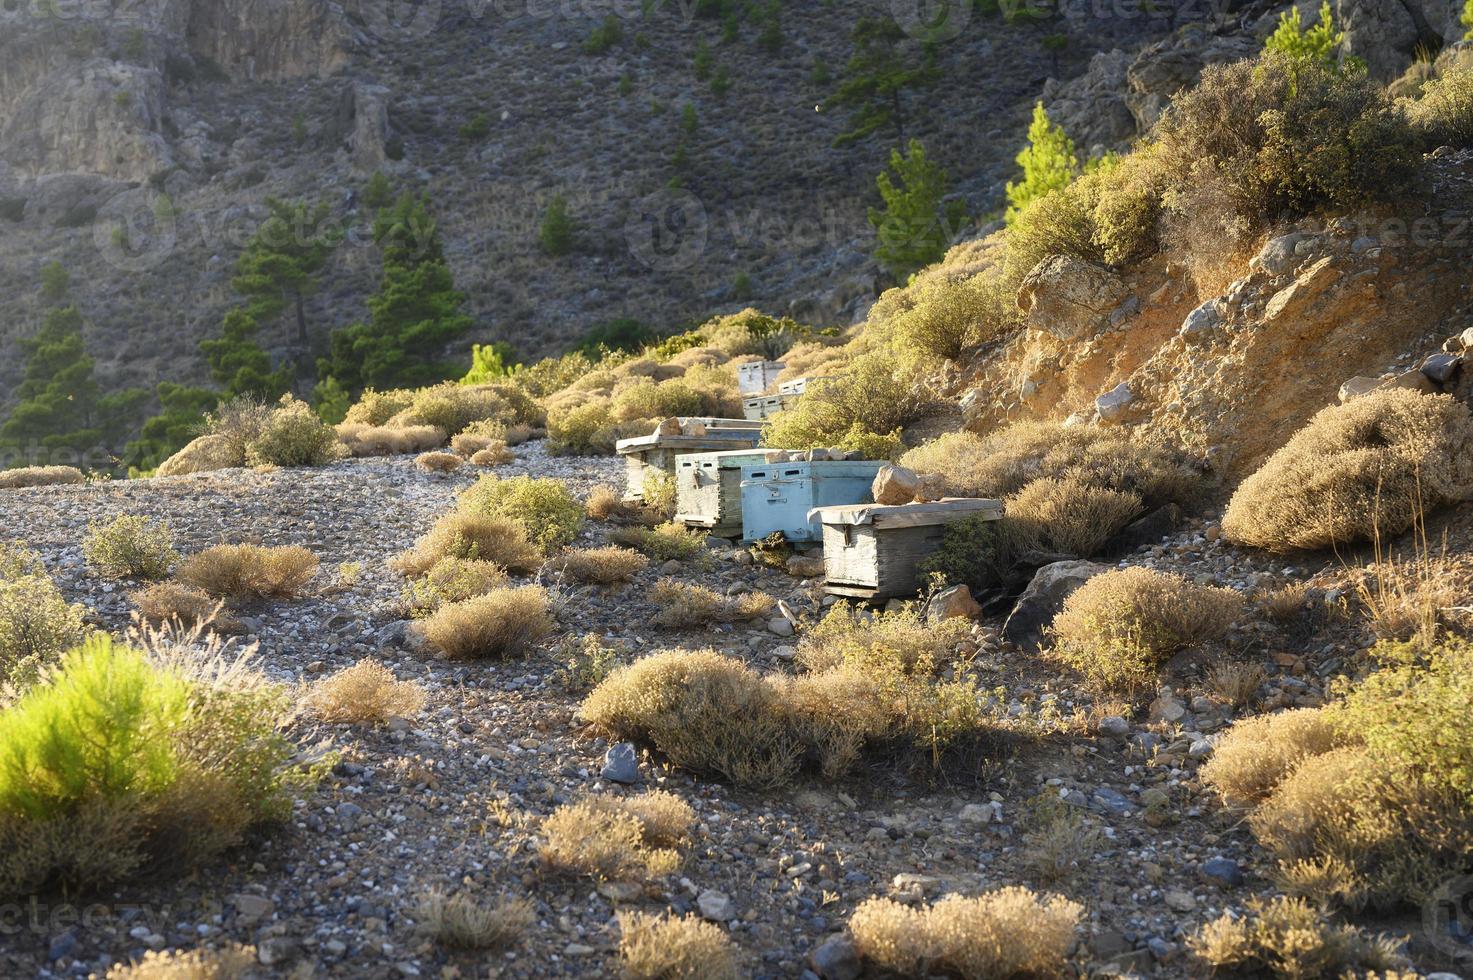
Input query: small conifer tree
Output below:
<box><xmin>1005</xmin><ymin>102</ymin><xmax>1078</xmax><ymax>223</ymax></box>
<box><xmin>868</xmin><ymin>139</ymin><xmax>966</xmax><ymax>283</ymax></box>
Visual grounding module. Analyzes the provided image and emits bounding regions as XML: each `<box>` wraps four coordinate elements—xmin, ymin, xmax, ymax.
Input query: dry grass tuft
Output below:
<box><xmin>581</xmin><ymin>650</ymin><xmax>800</xmax><ymax>789</ymax></box>
<box><xmin>609</xmin><ymin>522</ymin><xmax>707</xmax><ymax>561</ymax></box>
<box><xmin>586</xmin><ymin>484</ymin><xmax>637</xmax><ymax>521</ymax></box>
<box><xmin>414</xmin><ymin>888</ymin><xmax>533</xmax><ymax>950</ymax></box>
<box><xmin>616</xmin><ymin>911</ymin><xmax>742</xmax><ymax>980</ymax></box>
<box><xmin>1006</xmin><ymin>474</ymin><xmax>1144</xmax><ymax>558</ymax></box>
<box><xmin>1259</xmin><ymin>581</ymin><xmax>1312</xmax><ymax>623</ymax></box>
<box><xmin>651</xmin><ymin>579</ymin><xmax>775</xmax><ymax>628</ymax></box>
<box><xmin>104</xmin><ymin>943</ymin><xmax>258</xmax><ymax>979</ymax></box>
<box><xmin>337</xmin><ymin>423</ymin><xmax>446</xmax><ymax>457</ymax></box>
<box><xmin>548</xmin><ymin>546</ymin><xmax>650</xmax><ymax>585</ymax></box>
<box><xmin>130</xmin><ymin>583</ymin><xmax>231</xmax><ymax>629</ymax></box>
<box><xmin>307</xmin><ymin>661</ymin><xmax>427</xmax><ymax>725</ymax></box>
<box><xmin>416</xmin><ymin>450</ymin><xmax>463</xmax><ymax>474</ymax></box>
<box><xmin>540</xmin><ymin>792</ymin><xmax>694</xmax><ymax>880</ymax></box>
<box><xmin>176</xmin><ymin>545</ymin><xmax>318</xmax><ymax>600</ymax></box>
<box><xmin>402</xmin><ymin>557</ymin><xmax>509</xmax><ymax>613</ymax></box>
<box><xmin>418</xmin><ymin>586</ymin><xmax>552</xmax><ymax>659</ymax></box>
<box><xmin>394</xmin><ymin>511</ymin><xmax>542</xmax><ymax>577</ymax></box>
<box><xmin>1048</xmin><ymin>567</ymin><xmax>1243</xmax><ymax>690</ymax></box>
<box><xmin>1222</xmin><ymin>390</ymin><xmax>1473</xmax><ymax>552</ymax></box>
<box><xmin>848</xmin><ymin>887</ymin><xmax>1083</xmax><ymax>979</ymax></box>
<box><xmin>1205</xmin><ymin>661</ymin><xmax>1266</xmax><ymax>709</ymax></box>
<box><xmin>468</xmin><ymin>442</ymin><xmax>514</xmax><ymax>467</ymax></box>
<box><xmin>1188</xmin><ymin>896</ymin><xmax>1405</xmax><ymax>977</ymax></box>
<box><xmin>1199</xmin><ymin>707</ymin><xmax>1347</xmax><ymax>807</ymax></box>
<box><xmin>0</xmin><ymin>466</ymin><xmax>85</xmax><ymax>490</ymax></box>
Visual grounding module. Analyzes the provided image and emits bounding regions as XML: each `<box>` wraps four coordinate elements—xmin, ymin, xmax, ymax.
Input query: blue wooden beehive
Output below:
<box><xmin>740</xmin><ymin>459</ymin><xmax>889</xmax><ymax>543</ymax></box>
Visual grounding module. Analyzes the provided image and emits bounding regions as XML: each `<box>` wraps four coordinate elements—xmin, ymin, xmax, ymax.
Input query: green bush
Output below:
<box><xmin>0</xmin><ymin>574</ymin><xmax>88</xmax><ymax>689</ymax></box>
<box><xmin>611</xmin><ymin>380</ymin><xmax>704</xmax><ymax>422</ymax></box>
<box><xmin>245</xmin><ymin>396</ymin><xmax>342</xmax><ymax>467</ymax></box>
<box><xmin>763</xmin><ymin>352</ymin><xmax>926</xmax><ymax>451</ymax></box>
<box><xmin>82</xmin><ymin>516</ymin><xmax>177</xmax><ymax>580</ymax></box>
<box><xmin>876</xmin><ymin>269</ymin><xmax>1018</xmax><ymax>365</ymax></box>
<box><xmin>459</xmin><ymin>475</ymin><xmax>585</xmax><ymax>552</ymax></box>
<box><xmin>609</xmin><ymin>522</ymin><xmax>706</xmax><ymax>562</ymax></box>
<box><xmin>1405</xmin><ymin>64</ymin><xmax>1473</xmax><ymax>149</ymax></box>
<box><xmin>0</xmin><ymin>634</ymin><xmax>312</xmax><ymax>893</ymax></box>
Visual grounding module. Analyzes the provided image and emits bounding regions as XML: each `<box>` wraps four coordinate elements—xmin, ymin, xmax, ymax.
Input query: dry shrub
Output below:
<box><xmin>402</xmin><ymin>557</ymin><xmax>509</xmax><ymax>613</ymax></box>
<box><xmin>1205</xmin><ymin>660</ymin><xmax>1266</xmax><ymax>709</ymax></box>
<box><xmin>798</xmin><ymin>601</ymin><xmax>966</xmax><ymax>675</ymax></box>
<box><xmin>130</xmin><ymin>583</ymin><xmax>230</xmax><ymax>629</ymax></box>
<box><xmin>337</xmin><ymin>423</ymin><xmax>446</xmax><ymax>457</ymax></box>
<box><xmin>849</xmin><ymin>888</ymin><xmax>1083</xmax><ymax>979</ymax></box>
<box><xmin>394</xmin><ymin>511</ymin><xmax>541</xmax><ymax>577</ymax></box>
<box><xmin>418</xmin><ymin>586</ymin><xmax>552</xmax><ymax>659</ymax></box>
<box><xmin>1222</xmin><ymin>390</ymin><xmax>1473</xmax><ymax>552</ymax></box>
<box><xmin>307</xmin><ymin>661</ymin><xmax>426</xmax><ymax>725</ymax></box>
<box><xmin>414</xmin><ymin>889</ymin><xmax>533</xmax><ymax>950</ymax></box>
<box><xmin>1021</xmin><ymin>796</ymin><xmax>1101</xmax><ymax>884</ymax></box>
<box><xmin>176</xmin><ymin>545</ymin><xmax>318</xmax><ymax>600</ymax></box>
<box><xmin>586</xmin><ymin>484</ymin><xmax>636</xmax><ymax>521</ymax></box>
<box><xmin>1405</xmin><ymin>63</ymin><xmax>1473</xmax><ymax>149</ymax></box>
<box><xmin>1355</xmin><ymin>553</ymin><xmax>1466</xmax><ymax>645</ymax></box>
<box><xmin>244</xmin><ymin>395</ymin><xmax>343</xmax><ymax>467</ymax></box>
<box><xmin>104</xmin><ymin>943</ymin><xmax>258</xmax><ymax>979</ymax></box>
<box><xmin>416</xmin><ymin>451</ymin><xmax>462</xmax><ymax>474</ymax></box>
<box><xmin>0</xmin><ymin>466</ymin><xmax>85</xmax><ymax>489</ymax></box>
<box><xmin>617</xmin><ymin>911</ymin><xmax>742</xmax><ymax>980</ymax></box>
<box><xmin>1201</xmin><ymin>707</ymin><xmax>1348</xmax><ymax>807</ymax></box>
<box><xmin>449</xmin><ymin>418</ymin><xmax>508</xmax><ymax>455</ymax></box>
<box><xmin>900</xmin><ymin>422</ymin><xmax>1198</xmax><ymax>508</ymax></box>
<box><xmin>872</xmin><ymin>268</ymin><xmax>1019</xmax><ymax>367</ymax></box>
<box><xmin>1259</xmin><ymin>581</ymin><xmax>1312</xmax><ymax>623</ymax></box>
<box><xmin>1188</xmin><ymin>897</ymin><xmax>1405</xmax><ymax>978</ymax></box>
<box><xmin>0</xmin><ymin>572</ymin><xmax>89</xmax><ymax>685</ymax></box>
<box><xmin>469</xmin><ymin>443</ymin><xmax>513</xmax><ymax>467</ymax></box>
<box><xmin>651</xmin><ymin>579</ymin><xmax>774</xmax><ymax>628</ymax></box>
<box><xmin>391</xmin><ymin>381</ymin><xmax>542</xmax><ymax>436</ymax></box>
<box><xmin>581</xmin><ymin>650</ymin><xmax>801</xmax><ymax>789</ymax></box>
<box><xmin>1005</xmin><ymin>474</ymin><xmax>1144</xmax><ymax>557</ymax></box>
<box><xmin>343</xmin><ymin>387</ymin><xmax>413</xmax><ymax>426</ymax></box>
<box><xmin>549</xmin><ymin>546</ymin><xmax>649</xmax><ymax>585</ymax></box>
<box><xmin>458</xmin><ymin>474</ymin><xmax>585</xmax><ymax>552</ymax></box>
<box><xmin>609</xmin><ymin>522</ymin><xmax>706</xmax><ymax>561</ymax></box>
<box><xmin>82</xmin><ymin>516</ymin><xmax>178</xmax><ymax>580</ymax></box>
<box><xmin>1048</xmin><ymin>567</ymin><xmax>1243</xmax><ymax>690</ymax></box>
<box><xmin>0</xmin><ymin>541</ymin><xmax>42</xmax><ymax>579</ymax></box>
<box><xmin>541</xmin><ymin>791</ymin><xmax>694</xmax><ymax>880</ymax></box>
<box><xmin>762</xmin><ymin>351</ymin><xmax>926</xmax><ymax>452</ymax></box>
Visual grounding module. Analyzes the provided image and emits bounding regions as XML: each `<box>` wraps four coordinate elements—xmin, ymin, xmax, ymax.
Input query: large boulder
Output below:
<box><xmin>1017</xmin><ymin>255</ymin><xmax>1129</xmax><ymax>342</ymax></box>
<box><xmin>156</xmin><ymin>434</ymin><xmax>240</xmax><ymax>477</ymax></box>
<box><xmin>1002</xmin><ymin>560</ymin><xmax>1110</xmax><ymax>652</ymax></box>
<box><xmin>872</xmin><ymin>464</ymin><xmax>921</xmax><ymax>506</ymax></box>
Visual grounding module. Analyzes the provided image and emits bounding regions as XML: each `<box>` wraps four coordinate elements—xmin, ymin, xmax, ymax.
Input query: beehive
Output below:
<box><xmin>616</xmin><ymin>421</ymin><xmax>762</xmax><ymax>501</ymax></box>
<box><xmin>809</xmin><ymin>499</ymin><xmax>1004</xmax><ymax>600</ymax></box>
<box><xmin>740</xmin><ymin>459</ymin><xmax>888</xmax><ymax>543</ymax></box>
<box><xmin>737</xmin><ymin>360</ymin><xmax>785</xmax><ymax>395</ymax></box>
<box><xmin>741</xmin><ymin>394</ymin><xmax>786</xmax><ymax>421</ymax></box>
<box><xmin>674</xmin><ymin>449</ymin><xmax>773</xmax><ymax>537</ymax></box>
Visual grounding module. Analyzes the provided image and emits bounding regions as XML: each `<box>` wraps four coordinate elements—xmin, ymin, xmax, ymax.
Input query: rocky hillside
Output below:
<box><xmin>0</xmin><ymin>0</ymin><xmax>1187</xmax><ymax>408</ymax></box>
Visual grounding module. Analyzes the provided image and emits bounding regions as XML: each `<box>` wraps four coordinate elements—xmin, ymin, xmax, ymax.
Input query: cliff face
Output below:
<box><xmin>0</xmin><ymin>0</ymin><xmax>352</xmax><ymax>182</ymax></box>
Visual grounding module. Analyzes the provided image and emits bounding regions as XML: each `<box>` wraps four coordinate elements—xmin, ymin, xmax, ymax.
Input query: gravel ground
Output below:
<box><xmin>0</xmin><ymin>446</ymin><xmax>1464</xmax><ymax>978</ymax></box>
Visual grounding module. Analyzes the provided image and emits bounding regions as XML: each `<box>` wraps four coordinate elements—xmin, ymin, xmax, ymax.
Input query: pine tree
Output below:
<box><xmin>824</xmin><ymin>17</ymin><xmax>939</xmax><ymax>148</ymax></box>
<box><xmin>539</xmin><ymin>195</ymin><xmax>576</xmax><ymax>256</ymax></box>
<box><xmin>200</xmin><ymin>307</ymin><xmax>293</xmax><ymax>400</ymax></box>
<box><xmin>230</xmin><ymin>197</ymin><xmax>340</xmax><ymax>347</ymax></box>
<box><xmin>319</xmin><ymin>192</ymin><xmax>473</xmax><ymax>393</ymax></box>
<box><xmin>0</xmin><ymin>307</ymin><xmax>147</xmax><ymax>468</ymax></box>
<box><xmin>39</xmin><ymin>261</ymin><xmax>69</xmax><ymax>303</ymax></box>
<box><xmin>868</xmin><ymin>139</ymin><xmax>966</xmax><ymax>283</ymax></box>
<box><xmin>363</xmin><ymin>171</ymin><xmax>394</xmax><ymax>209</ymax></box>
<box><xmin>1005</xmin><ymin>102</ymin><xmax>1078</xmax><ymax>223</ymax></box>
<box><xmin>1265</xmin><ymin>1</ymin><xmax>1349</xmax><ymax>70</ymax></box>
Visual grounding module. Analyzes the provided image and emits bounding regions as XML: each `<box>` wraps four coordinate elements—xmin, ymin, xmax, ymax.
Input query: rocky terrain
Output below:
<box><xmin>0</xmin><ymin>0</ymin><xmax>1189</xmax><ymax>412</ymax></box>
<box><xmin>1</xmin><ymin>439</ymin><xmax>1469</xmax><ymax>978</ymax></box>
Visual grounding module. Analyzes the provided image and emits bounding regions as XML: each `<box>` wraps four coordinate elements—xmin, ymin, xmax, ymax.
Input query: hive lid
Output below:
<box><xmin>807</xmin><ymin>498</ymin><xmax>1004</xmax><ymax>528</ymax></box>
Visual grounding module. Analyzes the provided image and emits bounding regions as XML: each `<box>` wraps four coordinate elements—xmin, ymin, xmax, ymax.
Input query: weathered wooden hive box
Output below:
<box><xmin>808</xmin><ymin>498</ymin><xmax>1004</xmax><ymax>600</ymax></box>
<box><xmin>675</xmin><ymin>449</ymin><xmax>773</xmax><ymax>537</ymax></box>
<box><xmin>740</xmin><ymin>459</ymin><xmax>889</xmax><ymax>544</ymax></box>
<box><xmin>737</xmin><ymin>360</ymin><xmax>785</xmax><ymax>395</ymax></box>
<box><xmin>741</xmin><ymin>394</ymin><xmax>786</xmax><ymax>421</ymax></box>
<box><xmin>616</xmin><ymin>420</ymin><xmax>762</xmax><ymax>501</ymax></box>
